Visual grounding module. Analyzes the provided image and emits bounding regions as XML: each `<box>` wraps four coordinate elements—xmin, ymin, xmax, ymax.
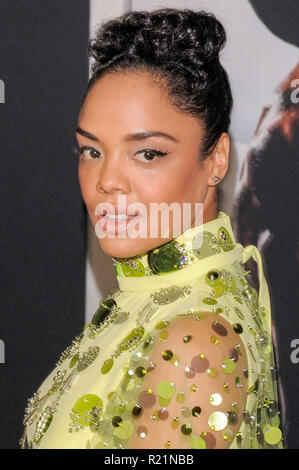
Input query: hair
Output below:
<box><xmin>84</xmin><ymin>8</ymin><xmax>233</xmax><ymax>160</ymax></box>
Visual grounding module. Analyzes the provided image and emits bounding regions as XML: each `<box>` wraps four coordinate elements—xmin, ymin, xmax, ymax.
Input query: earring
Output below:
<box><xmin>213</xmin><ymin>176</ymin><xmax>222</xmax><ymax>184</ymax></box>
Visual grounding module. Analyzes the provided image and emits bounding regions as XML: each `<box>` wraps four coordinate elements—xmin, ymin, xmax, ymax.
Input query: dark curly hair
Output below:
<box><xmin>84</xmin><ymin>8</ymin><xmax>233</xmax><ymax>160</ymax></box>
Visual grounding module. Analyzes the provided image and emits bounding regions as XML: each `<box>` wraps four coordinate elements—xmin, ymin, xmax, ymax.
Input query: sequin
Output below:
<box><xmin>92</xmin><ymin>298</ymin><xmax>117</xmax><ymax>326</ymax></box>
<box><xmin>211</xmin><ymin>321</ymin><xmax>228</xmax><ymax>336</ymax></box>
<box><xmin>183</xmin><ymin>335</ymin><xmax>192</xmax><ymax>343</ymax></box>
<box><xmin>155</xmin><ymin>320</ymin><xmax>169</xmax><ymax>329</ymax></box>
<box><xmin>221</xmin><ymin>358</ymin><xmax>237</xmax><ymax>374</ymax></box>
<box><xmin>227</xmin><ymin>411</ymin><xmax>238</xmax><ymax>424</ymax></box>
<box><xmin>208</xmin><ymin>411</ymin><xmax>228</xmax><ymax>431</ymax></box>
<box><xmin>113</xmin><ymin>420</ymin><xmax>134</xmax><ymax>439</ymax></box>
<box><xmin>157</xmin><ymin>380</ymin><xmax>176</xmax><ymax>400</ymax></box>
<box><xmin>171</xmin><ymin>417</ymin><xmax>179</xmax><ymax>429</ymax></box>
<box><xmin>181</xmin><ymin>423</ymin><xmax>192</xmax><ymax>435</ymax></box>
<box><xmin>206</xmin><ymin>368</ymin><xmax>219</xmax><ymax>378</ymax></box>
<box><xmin>233</xmin><ymin>323</ymin><xmax>243</xmax><ymax>334</ymax></box>
<box><xmin>190</xmin><ymin>436</ymin><xmax>206</xmax><ymax>449</ymax></box>
<box><xmin>138</xmin><ymin>390</ymin><xmax>156</xmax><ymax>408</ymax></box>
<box><xmin>192</xmin><ymin>406</ymin><xmax>202</xmax><ymax>417</ymax></box>
<box><xmin>137</xmin><ymin>425</ymin><xmax>147</xmax><ymax>438</ymax></box>
<box><xmin>170</xmin><ymin>354</ymin><xmax>180</xmax><ymax>366</ymax></box>
<box><xmin>148</xmin><ymin>241</ymin><xmax>184</xmax><ymax>274</ymax></box>
<box><xmin>158</xmin><ymin>408</ymin><xmax>169</xmax><ymax>420</ymax></box>
<box><xmin>210</xmin><ymin>335</ymin><xmax>220</xmax><ymax>345</ymax></box>
<box><xmin>263</xmin><ymin>425</ymin><xmax>282</xmax><ymax>445</ymax></box>
<box><xmin>206</xmin><ymin>271</ymin><xmax>220</xmax><ymax>283</ymax></box>
<box><xmin>135</xmin><ymin>366</ymin><xmax>147</xmax><ymax>377</ymax></box>
<box><xmin>209</xmin><ymin>393</ymin><xmax>222</xmax><ymax>406</ymax></box>
<box><xmin>176</xmin><ymin>392</ymin><xmax>186</xmax><ymax>403</ymax></box>
<box><xmin>132</xmin><ymin>405</ymin><xmax>143</xmax><ymax>417</ymax></box>
<box><xmin>211</xmin><ymin>285</ymin><xmax>225</xmax><ymax>298</ymax></box>
<box><xmin>184</xmin><ymin>366</ymin><xmax>195</xmax><ymax>378</ymax></box>
<box><xmin>203</xmin><ymin>297</ymin><xmax>217</xmax><ymax>305</ymax></box>
<box><xmin>201</xmin><ymin>431</ymin><xmax>216</xmax><ymax>449</ymax></box>
<box><xmin>229</xmin><ymin>348</ymin><xmax>239</xmax><ymax>362</ymax></box>
<box><xmin>120</xmin><ymin>258</ymin><xmax>145</xmax><ymax>277</ymax></box>
<box><xmin>72</xmin><ymin>394</ymin><xmax>103</xmax><ymax>427</ymax></box>
<box><xmin>131</xmin><ymin>352</ymin><xmax>142</xmax><ymax>362</ymax></box>
<box><xmin>159</xmin><ymin>330</ymin><xmax>169</xmax><ymax>340</ymax></box>
<box><xmin>101</xmin><ymin>358</ymin><xmax>114</xmax><ymax>375</ymax></box>
<box><xmin>234</xmin><ymin>307</ymin><xmax>244</xmax><ymax>320</ymax></box>
<box><xmin>181</xmin><ymin>407</ymin><xmax>191</xmax><ymax>418</ymax></box>
<box><xmin>112</xmin><ymin>416</ymin><xmax>122</xmax><ymax>427</ymax></box>
<box><xmin>162</xmin><ymin>350</ymin><xmax>173</xmax><ymax>361</ymax></box>
<box><xmin>218</xmin><ymin>227</ymin><xmax>235</xmax><ymax>251</ymax></box>
<box><xmin>191</xmin><ymin>354</ymin><xmax>210</xmax><ymax>373</ymax></box>
<box><xmin>69</xmin><ymin>354</ymin><xmax>79</xmax><ymax>368</ymax></box>
<box><xmin>222</xmin><ymin>429</ymin><xmax>234</xmax><ymax>441</ymax></box>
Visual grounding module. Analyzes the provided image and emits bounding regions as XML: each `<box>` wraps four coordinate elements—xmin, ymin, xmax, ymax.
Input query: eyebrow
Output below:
<box><xmin>76</xmin><ymin>126</ymin><xmax>178</xmax><ymax>143</ymax></box>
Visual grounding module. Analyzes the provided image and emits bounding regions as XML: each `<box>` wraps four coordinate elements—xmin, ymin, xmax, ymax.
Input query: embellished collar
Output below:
<box><xmin>112</xmin><ymin>211</ymin><xmax>236</xmax><ymax>282</ymax></box>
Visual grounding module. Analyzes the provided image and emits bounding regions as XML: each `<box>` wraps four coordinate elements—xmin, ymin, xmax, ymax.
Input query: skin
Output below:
<box><xmin>76</xmin><ymin>70</ymin><xmax>230</xmax><ymax>258</ymax></box>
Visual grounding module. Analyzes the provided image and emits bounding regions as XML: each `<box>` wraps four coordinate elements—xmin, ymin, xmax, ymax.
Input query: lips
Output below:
<box><xmin>95</xmin><ymin>207</ymin><xmax>141</xmax><ymax>235</ymax></box>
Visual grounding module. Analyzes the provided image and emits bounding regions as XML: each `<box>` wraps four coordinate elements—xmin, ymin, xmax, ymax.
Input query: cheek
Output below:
<box><xmin>134</xmin><ymin>162</ymin><xmax>206</xmax><ymax>205</ymax></box>
<box><xmin>78</xmin><ymin>168</ymin><xmax>98</xmax><ymax>213</ymax></box>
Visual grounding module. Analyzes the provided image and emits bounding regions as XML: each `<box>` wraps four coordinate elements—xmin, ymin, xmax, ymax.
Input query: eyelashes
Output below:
<box><xmin>72</xmin><ymin>145</ymin><xmax>169</xmax><ymax>163</ymax></box>
<box><xmin>72</xmin><ymin>145</ymin><xmax>101</xmax><ymax>160</ymax></box>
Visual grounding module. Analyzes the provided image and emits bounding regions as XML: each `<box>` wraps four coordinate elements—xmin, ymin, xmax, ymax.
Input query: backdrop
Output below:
<box><xmin>0</xmin><ymin>0</ymin><xmax>298</xmax><ymax>449</ymax></box>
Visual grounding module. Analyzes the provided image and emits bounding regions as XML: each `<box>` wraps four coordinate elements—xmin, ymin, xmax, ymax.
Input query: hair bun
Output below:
<box><xmin>188</xmin><ymin>10</ymin><xmax>226</xmax><ymax>62</ymax></box>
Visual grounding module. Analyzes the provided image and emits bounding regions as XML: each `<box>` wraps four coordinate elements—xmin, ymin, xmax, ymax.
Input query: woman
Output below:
<box><xmin>20</xmin><ymin>8</ymin><xmax>284</xmax><ymax>449</ymax></box>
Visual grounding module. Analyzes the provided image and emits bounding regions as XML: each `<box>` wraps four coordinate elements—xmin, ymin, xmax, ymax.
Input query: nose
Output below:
<box><xmin>96</xmin><ymin>154</ymin><xmax>130</xmax><ymax>195</ymax></box>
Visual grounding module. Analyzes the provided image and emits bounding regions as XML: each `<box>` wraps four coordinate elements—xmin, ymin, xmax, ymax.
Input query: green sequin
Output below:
<box><xmin>157</xmin><ymin>380</ymin><xmax>176</xmax><ymax>399</ymax></box>
<box><xmin>218</xmin><ymin>227</ymin><xmax>235</xmax><ymax>251</ymax></box>
<box><xmin>92</xmin><ymin>298</ymin><xmax>117</xmax><ymax>326</ymax></box>
<box><xmin>190</xmin><ymin>436</ymin><xmax>206</xmax><ymax>449</ymax></box>
<box><xmin>221</xmin><ymin>358</ymin><xmax>237</xmax><ymax>374</ymax></box>
<box><xmin>120</xmin><ymin>259</ymin><xmax>145</xmax><ymax>277</ymax></box>
<box><xmin>113</xmin><ymin>420</ymin><xmax>134</xmax><ymax>439</ymax></box>
<box><xmin>72</xmin><ymin>394</ymin><xmax>103</xmax><ymax>427</ymax></box>
<box><xmin>101</xmin><ymin>358</ymin><xmax>114</xmax><ymax>374</ymax></box>
<box><xmin>148</xmin><ymin>241</ymin><xmax>184</xmax><ymax>273</ymax></box>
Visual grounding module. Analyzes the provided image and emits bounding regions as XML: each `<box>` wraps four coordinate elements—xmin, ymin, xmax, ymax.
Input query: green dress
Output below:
<box><xmin>20</xmin><ymin>212</ymin><xmax>284</xmax><ymax>449</ymax></box>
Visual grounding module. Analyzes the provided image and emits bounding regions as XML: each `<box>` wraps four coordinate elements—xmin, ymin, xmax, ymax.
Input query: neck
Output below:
<box><xmin>112</xmin><ymin>211</ymin><xmax>236</xmax><ymax>280</ymax></box>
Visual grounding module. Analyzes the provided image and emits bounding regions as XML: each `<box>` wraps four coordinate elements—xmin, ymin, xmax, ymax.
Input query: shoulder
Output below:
<box><xmin>128</xmin><ymin>311</ymin><xmax>249</xmax><ymax>449</ymax></box>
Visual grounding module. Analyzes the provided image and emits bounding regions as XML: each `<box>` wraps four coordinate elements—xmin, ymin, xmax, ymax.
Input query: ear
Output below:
<box><xmin>207</xmin><ymin>132</ymin><xmax>230</xmax><ymax>187</ymax></box>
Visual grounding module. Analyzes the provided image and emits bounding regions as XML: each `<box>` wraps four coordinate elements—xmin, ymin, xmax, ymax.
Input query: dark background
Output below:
<box><xmin>0</xmin><ymin>1</ymin><xmax>89</xmax><ymax>448</ymax></box>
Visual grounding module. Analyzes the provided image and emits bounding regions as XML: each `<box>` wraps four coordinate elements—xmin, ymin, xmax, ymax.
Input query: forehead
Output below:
<box><xmin>78</xmin><ymin>70</ymin><xmax>203</xmax><ymax>141</ymax></box>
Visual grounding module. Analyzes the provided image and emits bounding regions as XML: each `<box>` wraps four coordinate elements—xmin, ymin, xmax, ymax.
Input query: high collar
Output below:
<box><xmin>112</xmin><ymin>211</ymin><xmax>236</xmax><ymax>287</ymax></box>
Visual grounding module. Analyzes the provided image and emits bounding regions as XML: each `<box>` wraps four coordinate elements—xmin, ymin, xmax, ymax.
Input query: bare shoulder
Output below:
<box><xmin>128</xmin><ymin>311</ymin><xmax>249</xmax><ymax>449</ymax></box>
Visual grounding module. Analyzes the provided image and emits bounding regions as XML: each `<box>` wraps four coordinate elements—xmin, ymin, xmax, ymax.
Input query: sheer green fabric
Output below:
<box><xmin>20</xmin><ymin>212</ymin><xmax>284</xmax><ymax>449</ymax></box>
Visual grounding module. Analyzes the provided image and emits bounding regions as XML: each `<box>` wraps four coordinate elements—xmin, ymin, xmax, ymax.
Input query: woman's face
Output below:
<box><xmin>76</xmin><ymin>70</ymin><xmax>221</xmax><ymax>258</ymax></box>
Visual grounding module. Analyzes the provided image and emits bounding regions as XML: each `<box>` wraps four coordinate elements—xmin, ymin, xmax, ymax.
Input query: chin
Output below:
<box><xmin>97</xmin><ymin>236</ymin><xmax>150</xmax><ymax>259</ymax></box>
<box><xmin>97</xmin><ymin>234</ymin><xmax>172</xmax><ymax>259</ymax></box>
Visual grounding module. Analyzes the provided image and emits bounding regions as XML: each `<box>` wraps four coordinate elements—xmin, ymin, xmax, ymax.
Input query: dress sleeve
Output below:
<box><xmin>127</xmin><ymin>311</ymin><xmax>249</xmax><ymax>449</ymax></box>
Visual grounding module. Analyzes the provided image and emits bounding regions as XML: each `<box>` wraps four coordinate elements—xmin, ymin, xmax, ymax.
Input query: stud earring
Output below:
<box><xmin>213</xmin><ymin>176</ymin><xmax>222</xmax><ymax>184</ymax></box>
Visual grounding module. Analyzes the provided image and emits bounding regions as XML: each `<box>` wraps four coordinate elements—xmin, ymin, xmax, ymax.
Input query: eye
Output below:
<box><xmin>134</xmin><ymin>148</ymin><xmax>169</xmax><ymax>163</ymax></box>
<box><xmin>72</xmin><ymin>145</ymin><xmax>101</xmax><ymax>160</ymax></box>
